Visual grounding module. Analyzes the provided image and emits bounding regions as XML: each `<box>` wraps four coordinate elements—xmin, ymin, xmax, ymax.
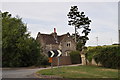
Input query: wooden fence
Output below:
<box><xmin>52</xmin><ymin>56</ymin><xmax>72</xmax><ymax>66</ymax></box>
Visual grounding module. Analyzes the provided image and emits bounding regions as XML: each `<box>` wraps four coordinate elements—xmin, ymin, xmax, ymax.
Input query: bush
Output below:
<box><xmin>2</xmin><ymin>12</ymin><xmax>48</xmax><ymax>67</ymax></box>
<box><xmin>36</xmin><ymin>54</ymin><xmax>50</xmax><ymax>67</ymax></box>
<box><xmin>86</xmin><ymin>46</ymin><xmax>103</xmax><ymax>62</ymax></box>
<box><xmin>69</xmin><ymin>51</ymin><xmax>81</xmax><ymax>64</ymax></box>
<box><xmin>94</xmin><ymin>46</ymin><xmax>120</xmax><ymax>68</ymax></box>
<box><xmin>86</xmin><ymin>45</ymin><xmax>120</xmax><ymax>69</ymax></box>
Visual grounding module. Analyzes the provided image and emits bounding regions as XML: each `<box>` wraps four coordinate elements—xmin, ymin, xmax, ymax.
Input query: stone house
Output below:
<box><xmin>36</xmin><ymin>28</ymin><xmax>76</xmax><ymax>57</ymax></box>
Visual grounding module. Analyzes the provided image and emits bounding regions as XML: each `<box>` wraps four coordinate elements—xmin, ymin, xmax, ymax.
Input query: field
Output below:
<box><xmin>37</xmin><ymin>65</ymin><xmax>118</xmax><ymax>78</ymax></box>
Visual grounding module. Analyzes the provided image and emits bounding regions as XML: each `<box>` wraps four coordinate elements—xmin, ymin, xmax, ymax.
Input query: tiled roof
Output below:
<box><xmin>41</xmin><ymin>34</ymin><xmax>57</xmax><ymax>44</ymax></box>
<box><xmin>38</xmin><ymin>32</ymin><xmax>70</xmax><ymax>45</ymax></box>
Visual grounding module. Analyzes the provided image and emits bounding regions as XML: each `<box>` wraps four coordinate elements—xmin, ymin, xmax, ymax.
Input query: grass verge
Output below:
<box><xmin>37</xmin><ymin>65</ymin><xmax>118</xmax><ymax>78</ymax></box>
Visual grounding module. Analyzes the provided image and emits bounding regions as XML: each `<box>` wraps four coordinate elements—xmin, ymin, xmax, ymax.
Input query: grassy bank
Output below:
<box><xmin>37</xmin><ymin>65</ymin><xmax>118</xmax><ymax>78</ymax></box>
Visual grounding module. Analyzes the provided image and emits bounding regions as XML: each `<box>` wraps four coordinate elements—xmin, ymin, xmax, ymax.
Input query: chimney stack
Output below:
<box><xmin>54</xmin><ymin>28</ymin><xmax>56</xmax><ymax>33</ymax></box>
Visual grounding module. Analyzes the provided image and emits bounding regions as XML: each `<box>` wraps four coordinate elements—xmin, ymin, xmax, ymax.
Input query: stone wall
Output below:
<box><xmin>44</xmin><ymin>44</ymin><xmax>59</xmax><ymax>55</ymax></box>
<box><xmin>61</xmin><ymin>36</ymin><xmax>76</xmax><ymax>56</ymax></box>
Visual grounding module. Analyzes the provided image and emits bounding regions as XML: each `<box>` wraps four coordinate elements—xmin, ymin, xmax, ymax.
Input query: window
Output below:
<box><xmin>67</xmin><ymin>42</ymin><xmax>71</xmax><ymax>47</ymax></box>
<box><xmin>67</xmin><ymin>43</ymin><xmax>68</xmax><ymax>47</ymax></box>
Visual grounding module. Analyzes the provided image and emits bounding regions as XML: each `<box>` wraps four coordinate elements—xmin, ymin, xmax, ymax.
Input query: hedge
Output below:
<box><xmin>86</xmin><ymin>45</ymin><xmax>120</xmax><ymax>69</ymax></box>
<box><xmin>69</xmin><ymin>51</ymin><xmax>82</xmax><ymax>64</ymax></box>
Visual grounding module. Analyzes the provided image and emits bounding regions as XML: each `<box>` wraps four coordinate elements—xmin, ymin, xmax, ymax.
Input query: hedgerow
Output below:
<box><xmin>86</xmin><ymin>45</ymin><xmax>120</xmax><ymax>69</ymax></box>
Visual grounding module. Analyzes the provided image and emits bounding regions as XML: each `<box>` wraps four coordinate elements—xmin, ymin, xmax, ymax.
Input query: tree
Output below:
<box><xmin>2</xmin><ymin>12</ymin><xmax>43</xmax><ymax>67</ymax></box>
<box><xmin>67</xmin><ymin>6</ymin><xmax>91</xmax><ymax>51</ymax></box>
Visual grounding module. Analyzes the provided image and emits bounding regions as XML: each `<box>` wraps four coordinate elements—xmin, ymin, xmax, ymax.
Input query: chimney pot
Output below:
<box><xmin>54</xmin><ymin>28</ymin><xmax>56</xmax><ymax>33</ymax></box>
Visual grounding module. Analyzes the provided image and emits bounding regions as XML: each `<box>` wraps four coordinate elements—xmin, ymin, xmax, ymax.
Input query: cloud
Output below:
<box><xmin>2</xmin><ymin>2</ymin><xmax>118</xmax><ymax>46</ymax></box>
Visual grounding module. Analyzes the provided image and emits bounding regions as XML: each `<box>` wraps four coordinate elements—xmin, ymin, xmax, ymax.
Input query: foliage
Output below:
<box><xmin>86</xmin><ymin>46</ymin><xmax>103</xmax><ymax>62</ymax></box>
<box><xmin>2</xmin><ymin>12</ymin><xmax>47</xmax><ymax>67</ymax></box>
<box><xmin>76</xmin><ymin>41</ymin><xmax>83</xmax><ymax>51</ymax></box>
<box><xmin>67</xmin><ymin>6</ymin><xmax>91</xmax><ymax>51</ymax></box>
<box><xmin>69</xmin><ymin>51</ymin><xmax>81</xmax><ymax>64</ymax></box>
<box><xmin>86</xmin><ymin>45</ymin><xmax>120</xmax><ymax>69</ymax></box>
<box><xmin>36</xmin><ymin>54</ymin><xmax>49</xmax><ymax>66</ymax></box>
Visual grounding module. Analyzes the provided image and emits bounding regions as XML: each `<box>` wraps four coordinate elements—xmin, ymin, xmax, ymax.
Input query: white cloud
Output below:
<box><xmin>2</xmin><ymin>2</ymin><xmax>118</xmax><ymax>46</ymax></box>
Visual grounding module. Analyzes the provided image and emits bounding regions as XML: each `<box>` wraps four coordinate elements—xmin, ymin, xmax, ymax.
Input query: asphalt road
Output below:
<box><xmin>2</xmin><ymin>64</ymin><xmax>81</xmax><ymax>78</ymax></box>
<box><xmin>2</xmin><ymin>67</ymin><xmax>47</xmax><ymax>78</ymax></box>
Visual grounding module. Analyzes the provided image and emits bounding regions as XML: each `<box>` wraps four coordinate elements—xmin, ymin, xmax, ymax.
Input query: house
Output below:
<box><xmin>36</xmin><ymin>28</ymin><xmax>76</xmax><ymax>57</ymax></box>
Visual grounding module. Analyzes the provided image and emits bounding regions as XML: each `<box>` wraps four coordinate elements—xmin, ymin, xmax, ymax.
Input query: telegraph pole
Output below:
<box><xmin>96</xmin><ymin>37</ymin><xmax>98</xmax><ymax>46</ymax></box>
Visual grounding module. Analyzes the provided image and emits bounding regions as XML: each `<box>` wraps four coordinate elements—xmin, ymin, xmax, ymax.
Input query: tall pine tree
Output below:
<box><xmin>67</xmin><ymin>6</ymin><xmax>91</xmax><ymax>51</ymax></box>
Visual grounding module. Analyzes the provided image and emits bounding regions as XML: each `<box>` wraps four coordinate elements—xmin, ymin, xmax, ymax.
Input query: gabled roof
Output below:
<box><xmin>40</xmin><ymin>34</ymin><xmax>57</xmax><ymax>44</ymax></box>
<box><xmin>37</xmin><ymin>32</ymin><xmax>71</xmax><ymax>45</ymax></box>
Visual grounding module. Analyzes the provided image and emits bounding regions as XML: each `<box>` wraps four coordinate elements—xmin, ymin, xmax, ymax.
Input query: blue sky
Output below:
<box><xmin>2</xmin><ymin>2</ymin><xmax>119</xmax><ymax>46</ymax></box>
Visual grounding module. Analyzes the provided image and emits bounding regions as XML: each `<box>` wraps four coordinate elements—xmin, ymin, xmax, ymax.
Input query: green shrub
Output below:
<box><xmin>69</xmin><ymin>51</ymin><xmax>81</xmax><ymax>64</ymax></box>
<box><xmin>87</xmin><ymin>45</ymin><xmax>120</xmax><ymax>69</ymax></box>
<box><xmin>94</xmin><ymin>46</ymin><xmax>120</xmax><ymax>69</ymax></box>
<box><xmin>36</xmin><ymin>54</ymin><xmax>50</xmax><ymax>66</ymax></box>
<box><xmin>86</xmin><ymin>46</ymin><xmax>103</xmax><ymax>62</ymax></box>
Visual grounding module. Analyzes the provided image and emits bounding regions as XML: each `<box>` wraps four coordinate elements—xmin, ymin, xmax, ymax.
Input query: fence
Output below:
<box><xmin>52</xmin><ymin>56</ymin><xmax>72</xmax><ymax>66</ymax></box>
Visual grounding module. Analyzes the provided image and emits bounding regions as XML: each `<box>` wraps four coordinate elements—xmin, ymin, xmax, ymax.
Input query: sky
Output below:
<box><xmin>1</xmin><ymin>1</ymin><xmax>119</xmax><ymax>46</ymax></box>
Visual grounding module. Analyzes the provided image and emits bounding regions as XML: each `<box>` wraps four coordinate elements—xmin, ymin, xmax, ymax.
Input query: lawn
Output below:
<box><xmin>37</xmin><ymin>65</ymin><xmax>118</xmax><ymax>78</ymax></box>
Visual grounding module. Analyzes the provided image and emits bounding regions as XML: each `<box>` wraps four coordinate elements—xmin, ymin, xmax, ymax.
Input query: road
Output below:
<box><xmin>2</xmin><ymin>64</ymin><xmax>81</xmax><ymax>78</ymax></box>
<box><xmin>2</xmin><ymin>67</ymin><xmax>47</xmax><ymax>78</ymax></box>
